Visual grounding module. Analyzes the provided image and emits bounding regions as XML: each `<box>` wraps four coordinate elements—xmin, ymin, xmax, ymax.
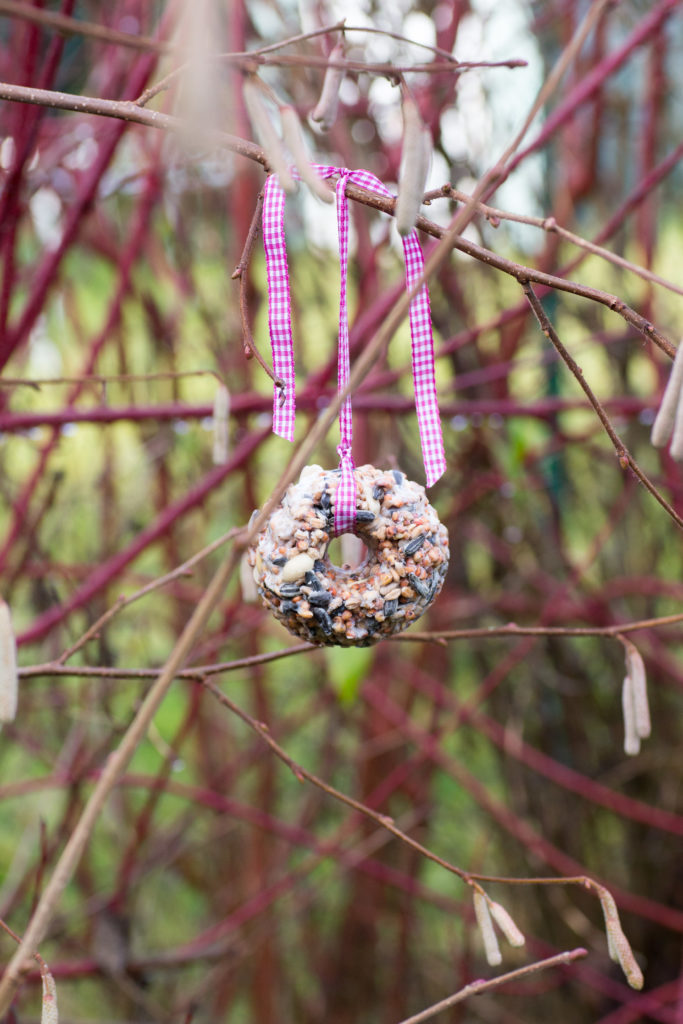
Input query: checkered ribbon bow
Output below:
<box><xmin>262</xmin><ymin>167</ymin><xmax>446</xmax><ymax>535</ymax></box>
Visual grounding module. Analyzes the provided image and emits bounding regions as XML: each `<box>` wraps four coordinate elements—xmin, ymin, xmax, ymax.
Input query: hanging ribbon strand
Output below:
<box><xmin>262</xmin><ymin>175</ymin><xmax>296</xmax><ymax>441</ymax></box>
<box><xmin>261</xmin><ymin>166</ymin><xmax>447</xmax><ymax>534</ymax></box>
<box><xmin>334</xmin><ymin>171</ymin><xmax>358</xmax><ymax>534</ymax></box>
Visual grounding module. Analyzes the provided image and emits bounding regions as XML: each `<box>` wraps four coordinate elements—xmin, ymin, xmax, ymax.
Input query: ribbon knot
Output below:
<box><xmin>262</xmin><ymin>167</ymin><xmax>446</xmax><ymax>536</ymax></box>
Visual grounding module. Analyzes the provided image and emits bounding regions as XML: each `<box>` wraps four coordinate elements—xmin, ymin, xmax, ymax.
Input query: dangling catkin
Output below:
<box><xmin>598</xmin><ymin>887</ymin><xmax>644</xmax><ymax>990</ymax></box>
<box><xmin>621</xmin><ymin>675</ymin><xmax>640</xmax><ymax>756</ymax></box>
<box><xmin>242</xmin><ymin>78</ymin><xmax>295</xmax><ymax>193</ymax></box>
<box><xmin>669</xmin><ymin>370</ymin><xmax>683</xmax><ymax>460</ymax></box>
<box><xmin>212</xmin><ymin>383</ymin><xmax>230</xmax><ymax>464</ymax></box>
<box><xmin>395</xmin><ymin>95</ymin><xmax>432</xmax><ymax>236</ymax></box>
<box><xmin>473</xmin><ymin>891</ymin><xmax>502</xmax><ymax>966</ymax></box>
<box><xmin>488</xmin><ymin>899</ymin><xmax>526</xmax><ymax>947</ymax></box>
<box><xmin>40</xmin><ymin>965</ymin><xmax>59</xmax><ymax>1024</ymax></box>
<box><xmin>0</xmin><ymin>599</ymin><xmax>18</xmax><ymax>723</ymax></box>
<box><xmin>309</xmin><ymin>43</ymin><xmax>345</xmax><ymax>132</ymax></box>
<box><xmin>280</xmin><ymin>106</ymin><xmax>333</xmax><ymax>203</ymax></box>
<box><xmin>651</xmin><ymin>341</ymin><xmax>683</xmax><ymax>449</ymax></box>
<box><xmin>623</xmin><ymin>640</ymin><xmax>651</xmax><ymax>739</ymax></box>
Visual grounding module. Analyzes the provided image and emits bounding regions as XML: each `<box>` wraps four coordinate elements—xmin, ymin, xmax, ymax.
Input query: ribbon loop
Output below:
<box><xmin>261</xmin><ymin>166</ymin><xmax>446</xmax><ymax>525</ymax></box>
<box><xmin>332</xmin><ymin>173</ymin><xmax>358</xmax><ymax>534</ymax></box>
<box><xmin>334</xmin><ymin>443</ymin><xmax>357</xmax><ymax>536</ymax></box>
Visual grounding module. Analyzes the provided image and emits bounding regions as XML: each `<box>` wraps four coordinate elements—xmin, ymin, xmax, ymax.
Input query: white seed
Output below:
<box><xmin>488</xmin><ymin>899</ymin><xmax>526</xmax><ymax>947</ymax></box>
<box><xmin>473</xmin><ymin>891</ymin><xmax>502</xmax><ymax>966</ymax></box>
<box><xmin>212</xmin><ymin>383</ymin><xmax>230</xmax><ymax>464</ymax></box>
<box><xmin>309</xmin><ymin>43</ymin><xmax>345</xmax><ymax>132</ymax></box>
<box><xmin>242</xmin><ymin>77</ymin><xmax>295</xmax><ymax>193</ymax></box>
<box><xmin>0</xmin><ymin>600</ymin><xmax>18</xmax><ymax>723</ymax></box>
<box><xmin>281</xmin><ymin>553</ymin><xmax>315</xmax><ymax>582</ymax></box>
<box><xmin>651</xmin><ymin>342</ymin><xmax>683</xmax><ymax>448</ymax></box>
<box><xmin>280</xmin><ymin>106</ymin><xmax>333</xmax><ymax>203</ymax></box>
<box><xmin>621</xmin><ymin>675</ymin><xmax>640</xmax><ymax>756</ymax></box>
<box><xmin>395</xmin><ymin>95</ymin><xmax>432</xmax><ymax>236</ymax></box>
<box><xmin>298</xmin><ymin>464</ymin><xmax>324</xmax><ymax>489</ymax></box>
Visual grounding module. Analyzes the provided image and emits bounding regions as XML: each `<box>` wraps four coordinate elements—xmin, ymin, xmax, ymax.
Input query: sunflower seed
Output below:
<box><xmin>404</xmin><ymin>534</ymin><xmax>425</xmax><ymax>556</ymax></box>
<box><xmin>407</xmin><ymin>572</ymin><xmax>430</xmax><ymax>600</ymax></box>
<box><xmin>313</xmin><ymin>607</ymin><xmax>333</xmax><ymax>634</ymax></box>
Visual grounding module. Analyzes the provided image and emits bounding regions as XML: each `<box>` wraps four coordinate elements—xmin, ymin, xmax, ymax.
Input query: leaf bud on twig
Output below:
<box><xmin>651</xmin><ymin>340</ymin><xmax>683</xmax><ymax>453</ymax></box>
<box><xmin>395</xmin><ymin>95</ymin><xmax>432</xmax><ymax>236</ymax></box>
<box><xmin>598</xmin><ymin>887</ymin><xmax>644</xmax><ymax>990</ymax></box>
<box><xmin>473</xmin><ymin>890</ymin><xmax>502</xmax><ymax>966</ymax></box>
<box><xmin>0</xmin><ymin>599</ymin><xmax>18</xmax><ymax>723</ymax></box>
<box><xmin>488</xmin><ymin>899</ymin><xmax>526</xmax><ymax>947</ymax></box>
<box><xmin>309</xmin><ymin>43</ymin><xmax>345</xmax><ymax>132</ymax></box>
<box><xmin>280</xmin><ymin>106</ymin><xmax>333</xmax><ymax>203</ymax></box>
<box><xmin>242</xmin><ymin>77</ymin><xmax>295</xmax><ymax>193</ymax></box>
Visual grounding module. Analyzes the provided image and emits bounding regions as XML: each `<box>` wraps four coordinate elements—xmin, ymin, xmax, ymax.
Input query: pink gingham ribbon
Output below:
<box><xmin>262</xmin><ymin>167</ymin><xmax>446</xmax><ymax>535</ymax></box>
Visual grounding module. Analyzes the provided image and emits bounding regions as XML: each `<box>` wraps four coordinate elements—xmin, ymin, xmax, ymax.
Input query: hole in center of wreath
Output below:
<box><xmin>326</xmin><ymin>533</ymin><xmax>368</xmax><ymax>573</ymax></box>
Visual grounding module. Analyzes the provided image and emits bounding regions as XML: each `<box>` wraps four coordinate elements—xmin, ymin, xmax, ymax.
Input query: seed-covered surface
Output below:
<box><xmin>247</xmin><ymin>464</ymin><xmax>449</xmax><ymax>647</ymax></box>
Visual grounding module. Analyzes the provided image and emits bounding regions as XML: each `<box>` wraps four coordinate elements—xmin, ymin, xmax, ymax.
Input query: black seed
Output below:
<box><xmin>392</xmin><ymin>469</ymin><xmax>405</xmax><ymax>485</ymax></box>
<box><xmin>383</xmin><ymin>598</ymin><xmax>398</xmax><ymax>617</ymax></box>
<box><xmin>320</xmin><ymin>490</ymin><xmax>332</xmax><ymax>510</ymax></box>
<box><xmin>427</xmin><ymin>577</ymin><xmax>439</xmax><ymax>601</ymax></box>
<box><xmin>313</xmin><ymin>559</ymin><xmax>327</xmax><ymax>574</ymax></box>
<box><xmin>366</xmin><ymin>618</ymin><xmax>380</xmax><ymax>634</ymax></box>
<box><xmin>281</xmin><ymin>600</ymin><xmax>297</xmax><ymax>613</ymax></box>
<box><xmin>313</xmin><ymin>607</ymin><xmax>333</xmax><ymax>634</ymax></box>
<box><xmin>355</xmin><ymin>509</ymin><xmax>376</xmax><ymax>523</ymax></box>
<box><xmin>407</xmin><ymin>572</ymin><xmax>430</xmax><ymax>600</ymax></box>
<box><xmin>271</xmin><ymin>556</ymin><xmax>287</xmax><ymax>567</ymax></box>
<box><xmin>308</xmin><ymin>590</ymin><xmax>331</xmax><ymax>607</ymax></box>
<box><xmin>404</xmin><ymin>534</ymin><xmax>425</xmax><ymax>557</ymax></box>
<box><xmin>304</xmin><ymin>571</ymin><xmax>322</xmax><ymax>590</ymax></box>
<box><xmin>279</xmin><ymin>583</ymin><xmax>301</xmax><ymax>598</ymax></box>
<box><xmin>372</xmin><ymin>484</ymin><xmax>385</xmax><ymax>500</ymax></box>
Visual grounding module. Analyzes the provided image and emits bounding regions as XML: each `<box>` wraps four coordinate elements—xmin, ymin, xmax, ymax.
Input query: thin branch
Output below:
<box><xmin>0</xmin><ymin>369</ymin><xmax>224</xmax><ymax>389</ymax></box>
<box><xmin>523</xmin><ymin>282</ymin><xmax>683</xmax><ymax>530</ymax></box>
<box><xmin>0</xmin><ymin>81</ymin><xmax>673</xmax><ymax>358</ymax></box>
<box><xmin>202</xmin><ymin>679</ymin><xmax>480</xmax><ymax>883</ymax></box>
<box><xmin>19</xmin><ymin>644</ymin><xmax>315</xmax><ymax>681</ymax></box>
<box><xmin>0</xmin><ymin>0</ymin><xmax>171</xmax><ymax>54</ymax></box>
<box><xmin>232</xmin><ymin>191</ymin><xmax>286</xmax><ymax>399</ymax></box>
<box><xmin>0</xmin><ymin>545</ymin><xmax>243</xmax><ymax>1010</ymax></box>
<box><xmin>396</xmin><ymin>948</ymin><xmax>588</xmax><ymax>1024</ymax></box>
<box><xmin>53</xmin><ymin>528</ymin><xmax>241</xmax><ymax>666</ymax></box>
<box><xmin>0</xmin><ymin>81</ymin><xmax>265</xmax><ymax>166</ymax></box>
<box><xmin>17</xmin><ymin>607</ymin><xmax>683</xmax><ymax>680</ymax></box>
<box><xmin>440</xmin><ymin>184</ymin><xmax>683</xmax><ymax>299</ymax></box>
<box><xmin>391</xmin><ymin>611</ymin><xmax>683</xmax><ymax>644</ymax></box>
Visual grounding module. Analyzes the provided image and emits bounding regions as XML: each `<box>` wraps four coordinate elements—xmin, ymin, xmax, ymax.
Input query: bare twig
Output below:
<box><xmin>440</xmin><ymin>184</ymin><xmax>683</xmax><ymax>299</ymax></box>
<box><xmin>523</xmin><ymin>282</ymin><xmax>683</xmax><ymax>529</ymax></box>
<box><xmin>396</xmin><ymin>948</ymin><xmax>588</xmax><ymax>1024</ymax></box>
<box><xmin>0</xmin><ymin>82</ymin><xmax>672</xmax><ymax>358</ymax></box>
<box><xmin>232</xmin><ymin>191</ymin><xmax>286</xmax><ymax>400</ymax></box>
<box><xmin>0</xmin><ymin>0</ymin><xmax>171</xmax><ymax>54</ymax></box>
